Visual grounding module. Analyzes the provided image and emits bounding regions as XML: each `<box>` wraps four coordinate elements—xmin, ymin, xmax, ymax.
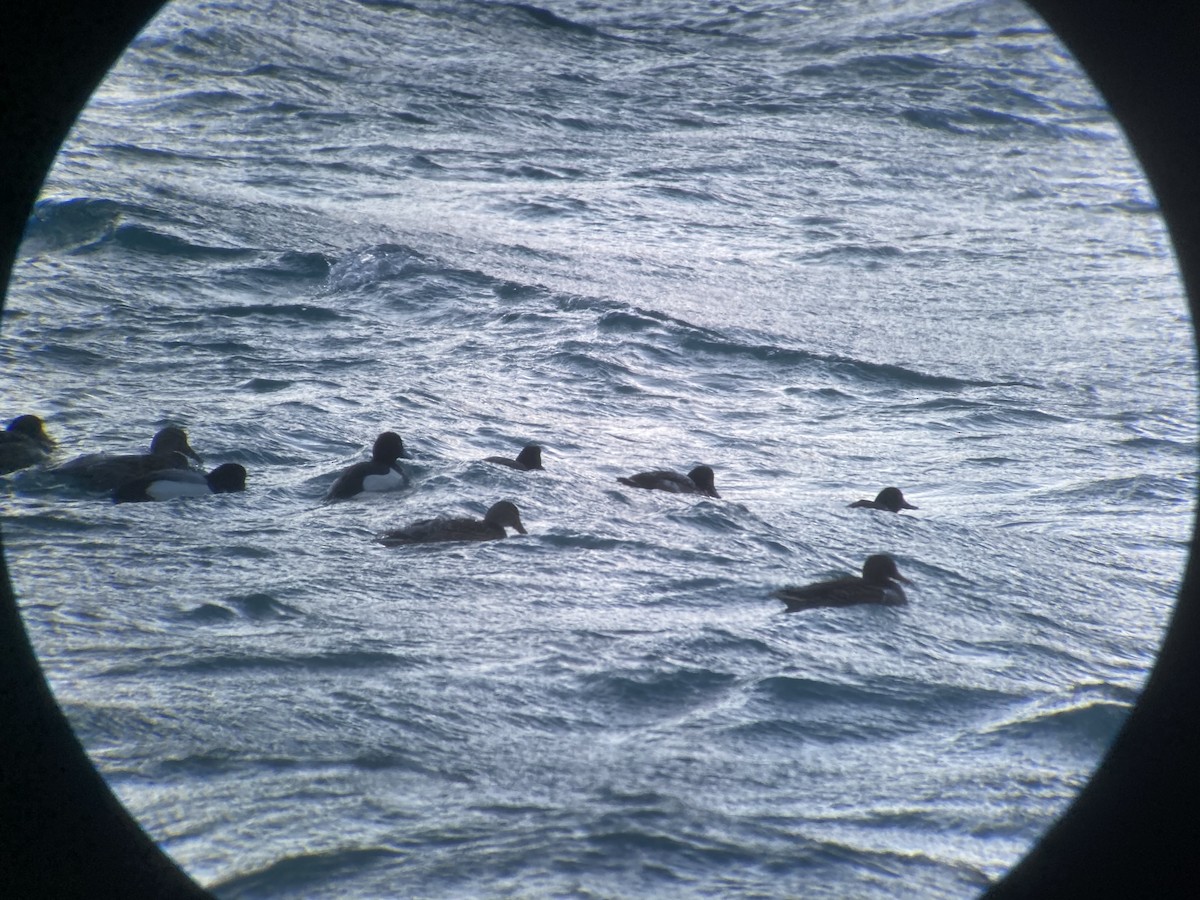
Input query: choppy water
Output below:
<box><xmin>2</xmin><ymin>0</ymin><xmax>1195</xmax><ymax>896</ymax></box>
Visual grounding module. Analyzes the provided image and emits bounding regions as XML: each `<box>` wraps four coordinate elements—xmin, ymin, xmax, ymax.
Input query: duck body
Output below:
<box><xmin>326</xmin><ymin>431</ymin><xmax>409</xmax><ymax>500</ymax></box>
<box><xmin>618</xmin><ymin>464</ymin><xmax>718</xmax><ymax>498</ymax></box>
<box><xmin>484</xmin><ymin>444</ymin><xmax>543</xmax><ymax>471</ymax></box>
<box><xmin>775</xmin><ymin>554</ymin><xmax>911</xmax><ymax>612</ymax></box>
<box><xmin>849</xmin><ymin>486</ymin><xmax>917</xmax><ymax>513</ymax></box>
<box><xmin>113</xmin><ymin>463</ymin><xmax>247</xmax><ymax>503</ymax></box>
<box><xmin>379</xmin><ymin>500</ymin><xmax>527</xmax><ymax>546</ymax></box>
<box><xmin>52</xmin><ymin>426</ymin><xmax>203</xmax><ymax>491</ymax></box>
<box><xmin>0</xmin><ymin>415</ymin><xmax>55</xmax><ymax>474</ymax></box>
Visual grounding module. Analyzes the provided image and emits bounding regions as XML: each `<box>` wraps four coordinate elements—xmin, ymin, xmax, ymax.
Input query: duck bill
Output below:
<box><xmin>894</xmin><ymin>573</ymin><xmax>912</xmax><ymax>584</ymax></box>
<box><xmin>901</xmin><ymin>501</ymin><xmax>918</xmax><ymax>510</ymax></box>
<box><xmin>513</xmin><ymin>521</ymin><xmax>528</xmax><ymax>535</ymax></box>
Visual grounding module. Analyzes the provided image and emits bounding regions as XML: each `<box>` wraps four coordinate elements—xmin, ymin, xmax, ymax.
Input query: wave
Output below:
<box><xmin>499</xmin><ymin>162</ymin><xmax>585</xmax><ymax>181</ymax></box>
<box><xmin>548</xmin><ymin>295</ymin><xmax>1018</xmax><ymax>394</ymax></box>
<box><xmin>1033</xmin><ymin>473</ymin><xmax>1194</xmax><ymax>506</ymax></box>
<box><xmin>549</xmin><ymin>344</ymin><xmax>640</xmax><ymax>387</ymax></box>
<box><xmin>212</xmin><ymin>846</ymin><xmax>403</xmax><ymax>898</ymax></box>
<box><xmin>20</xmin><ymin>196</ymin><xmax>282</xmax><ymax>265</ymax></box>
<box><xmin>503</xmin><ymin>195</ymin><xmax>591</xmax><ymax>219</ymax></box>
<box><xmin>23</xmin><ymin>196</ymin><xmax>119</xmax><ymax>245</ymax></box>
<box><xmin>222</xmin><ymin>250</ymin><xmax>333</xmax><ymax>282</ymax></box>
<box><xmin>795</xmin><ymin>52</ymin><xmax>945</xmax><ymax>80</ymax></box>
<box><xmin>17</xmin><ymin>195</ymin><xmax>185</xmax><ymax>255</ymax></box>
<box><xmin>58</xmin><ymin>701</ymin><xmax>169</xmax><ymax>749</ymax></box>
<box><xmin>638</xmin><ymin>184</ymin><xmax>731</xmax><ymax>205</ymax></box>
<box><xmin>322</xmin><ymin>243</ymin><xmax>433</xmax><ymax>292</ymax></box>
<box><xmin>900</xmin><ymin>105</ymin><xmax>1113</xmax><ymax>142</ymax></box>
<box><xmin>1115</xmin><ymin>435</ymin><xmax>1196</xmax><ymax>456</ymax></box>
<box><xmin>357</xmin><ymin>0</ymin><xmax>642</xmax><ymax>50</ymax></box>
<box><xmin>752</xmin><ymin>674</ymin><xmax>1015</xmax><ymax>719</ymax></box>
<box><xmin>794</xmin><ymin>242</ymin><xmax>908</xmax><ymax>263</ymax></box>
<box><xmin>982</xmin><ymin>698</ymin><xmax>1133</xmax><ymax>747</ymax></box>
<box><xmin>577</xmin><ymin>666</ymin><xmax>737</xmax><ymax>724</ymax></box>
<box><xmin>239</xmin><ymin>377</ymin><xmax>297</xmax><ymax>394</ymax></box>
<box><xmin>179</xmin><ymin>593</ymin><xmax>303</xmax><ymax>622</ymax></box>
<box><xmin>481</xmin><ymin>2</ymin><xmax>661</xmax><ymax>48</ymax></box>
<box><xmin>501</xmin><ymin>3</ymin><xmax>607</xmax><ymax>38</ymax></box>
<box><xmin>753</xmin><ymin>674</ymin><xmax>930</xmax><ymax>711</ymax></box>
<box><xmin>179</xmin><ymin>603</ymin><xmax>238</xmax><ymax>623</ymax></box>
<box><xmin>108</xmin><ymin>223</ymin><xmax>257</xmax><ymax>258</ymax></box>
<box><xmin>102</xmin><ymin>648</ymin><xmax>408</xmax><ymax>676</ymax></box>
<box><xmin>928</xmin><ymin>405</ymin><xmax>1071</xmax><ymax>435</ymax></box>
<box><xmin>322</xmin><ymin>243</ymin><xmax>509</xmax><ymax>301</ymax></box>
<box><xmin>353</xmin><ymin>0</ymin><xmax>418</xmax><ymax>10</ymax></box>
<box><xmin>209</xmin><ymin>302</ymin><xmax>346</xmax><ymax>323</ymax></box>
<box><xmin>155</xmin><ymin>88</ymin><xmax>253</xmax><ymax>111</ymax></box>
<box><xmin>54</xmin><ymin>222</ymin><xmax>258</xmax><ymax>260</ymax></box>
<box><xmin>682</xmin><ymin>334</ymin><xmax>1006</xmax><ymax>392</ymax></box>
<box><xmin>1097</xmin><ymin>195</ymin><xmax>1161</xmax><ymax>215</ymax></box>
<box><xmin>94</xmin><ymin>142</ymin><xmax>217</xmax><ymax>166</ymax></box>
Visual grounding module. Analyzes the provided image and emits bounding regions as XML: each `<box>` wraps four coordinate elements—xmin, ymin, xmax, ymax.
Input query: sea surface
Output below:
<box><xmin>2</xmin><ymin>0</ymin><xmax>1196</xmax><ymax>896</ymax></box>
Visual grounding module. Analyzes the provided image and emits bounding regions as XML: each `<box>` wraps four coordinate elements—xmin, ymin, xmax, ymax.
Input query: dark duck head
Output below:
<box><xmin>4</xmin><ymin>414</ymin><xmax>54</xmax><ymax>448</ymax></box>
<box><xmin>149</xmin><ymin>425</ymin><xmax>203</xmax><ymax>464</ymax></box>
<box><xmin>371</xmin><ymin>431</ymin><xmax>406</xmax><ymax>464</ymax></box>
<box><xmin>0</xmin><ymin>415</ymin><xmax>55</xmax><ymax>474</ymax></box>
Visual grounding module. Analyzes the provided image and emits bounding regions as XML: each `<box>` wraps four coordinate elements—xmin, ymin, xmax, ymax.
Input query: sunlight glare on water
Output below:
<box><xmin>1</xmin><ymin>0</ymin><xmax>1195</xmax><ymax>897</ymax></box>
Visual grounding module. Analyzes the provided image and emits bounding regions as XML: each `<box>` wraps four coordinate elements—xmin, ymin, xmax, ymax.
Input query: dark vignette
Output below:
<box><xmin>0</xmin><ymin>1</ymin><xmax>1196</xmax><ymax>896</ymax></box>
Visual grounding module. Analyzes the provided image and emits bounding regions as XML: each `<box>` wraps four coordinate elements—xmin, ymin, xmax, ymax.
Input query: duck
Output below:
<box><xmin>774</xmin><ymin>554</ymin><xmax>911</xmax><ymax>611</ymax></box>
<box><xmin>848</xmin><ymin>486</ymin><xmax>917</xmax><ymax>513</ymax></box>
<box><xmin>326</xmin><ymin>431</ymin><xmax>409</xmax><ymax>500</ymax></box>
<box><xmin>50</xmin><ymin>425</ymin><xmax>203</xmax><ymax>490</ymax></box>
<box><xmin>112</xmin><ymin>463</ymin><xmax>247</xmax><ymax>503</ymax></box>
<box><xmin>378</xmin><ymin>500</ymin><xmax>527</xmax><ymax>546</ymax></box>
<box><xmin>0</xmin><ymin>415</ymin><xmax>55</xmax><ymax>474</ymax></box>
<box><xmin>484</xmin><ymin>444</ymin><xmax>543</xmax><ymax>471</ymax></box>
<box><xmin>618</xmin><ymin>464</ymin><xmax>719</xmax><ymax>498</ymax></box>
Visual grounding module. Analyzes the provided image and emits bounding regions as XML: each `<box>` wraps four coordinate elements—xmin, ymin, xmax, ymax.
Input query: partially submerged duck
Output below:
<box><xmin>0</xmin><ymin>415</ymin><xmax>55</xmax><ymax>474</ymax></box>
<box><xmin>618</xmin><ymin>464</ymin><xmax>718</xmax><ymax>498</ymax></box>
<box><xmin>378</xmin><ymin>500</ymin><xmax>527</xmax><ymax>546</ymax></box>
<box><xmin>326</xmin><ymin>431</ymin><xmax>409</xmax><ymax>500</ymax></box>
<box><xmin>484</xmin><ymin>443</ymin><xmax>543</xmax><ymax>471</ymax></box>
<box><xmin>848</xmin><ymin>486</ymin><xmax>917</xmax><ymax>513</ymax></box>
<box><xmin>51</xmin><ymin>425</ymin><xmax>203</xmax><ymax>491</ymax></box>
<box><xmin>774</xmin><ymin>554</ymin><xmax>911</xmax><ymax>611</ymax></box>
<box><xmin>113</xmin><ymin>463</ymin><xmax>247</xmax><ymax>503</ymax></box>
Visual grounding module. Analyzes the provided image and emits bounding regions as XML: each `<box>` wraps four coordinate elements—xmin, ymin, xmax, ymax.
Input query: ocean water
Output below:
<box><xmin>1</xmin><ymin>0</ymin><xmax>1195</xmax><ymax>896</ymax></box>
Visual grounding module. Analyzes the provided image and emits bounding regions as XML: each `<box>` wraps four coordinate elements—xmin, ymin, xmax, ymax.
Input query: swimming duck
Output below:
<box><xmin>848</xmin><ymin>486</ymin><xmax>917</xmax><ymax>513</ymax></box>
<box><xmin>112</xmin><ymin>463</ymin><xmax>247</xmax><ymax>503</ymax></box>
<box><xmin>774</xmin><ymin>554</ymin><xmax>911</xmax><ymax>611</ymax></box>
<box><xmin>326</xmin><ymin>431</ymin><xmax>409</xmax><ymax>500</ymax></box>
<box><xmin>0</xmin><ymin>415</ymin><xmax>55</xmax><ymax>474</ymax></box>
<box><xmin>618</xmin><ymin>464</ymin><xmax>719</xmax><ymax>498</ymax></box>
<box><xmin>378</xmin><ymin>500</ymin><xmax>527</xmax><ymax>546</ymax></box>
<box><xmin>484</xmin><ymin>444</ymin><xmax>543</xmax><ymax>471</ymax></box>
<box><xmin>51</xmin><ymin>425</ymin><xmax>203</xmax><ymax>490</ymax></box>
